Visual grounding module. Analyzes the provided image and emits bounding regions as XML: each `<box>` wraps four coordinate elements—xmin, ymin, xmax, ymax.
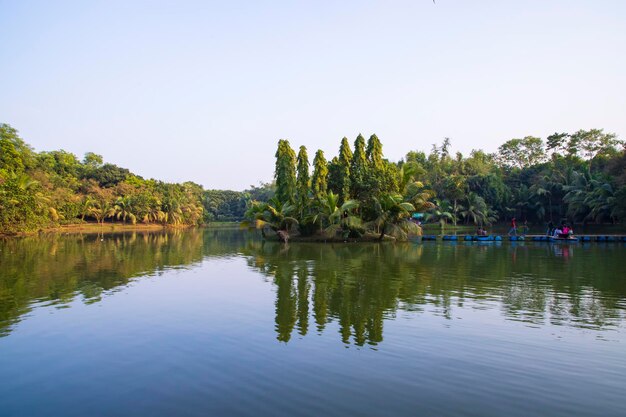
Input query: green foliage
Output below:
<box><xmin>203</xmin><ymin>190</ymin><xmax>249</xmax><ymax>222</ymax></box>
<box><xmin>350</xmin><ymin>134</ymin><xmax>368</xmax><ymax>200</ymax></box>
<box><xmin>336</xmin><ymin>137</ymin><xmax>352</xmax><ymax>202</ymax></box>
<box><xmin>311</xmin><ymin>150</ymin><xmax>328</xmax><ymax>200</ymax></box>
<box><xmin>296</xmin><ymin>146</ymin><xmax>310</xmax><ymax>216</ymax></box>
<box><xmin>0</xmin><ymin>124</ymin><xmax>212</xmax><ymax>233</ymax></box>
<box><xmin>3</xmin><ymin>123</ymin><xmax>626</xmax><ymax>236</ymax></box>
<box><xmin>366</xmin><ymin>134</ymin><xmax>383</xmax><ymax>170</ymax></box>
<box><xmin>496</xmin><ymin>136</ymin><xmax>546</xmax><ymax>169</ymax></box>
<box><xmin>274</xmin><ymin>139</ymin><xmax>297</xmax><ymax>204</ymax></box>
<box><xmin>369</xmin><ymin>193</ymin><xmax>418</xmax><ymax>240</ymax></box>
<box><xmin>85</xmin><ymin>163</ymin><xmax>130</xmax><ymax>187</ymax></box>
<box><xmin>568</xmin><ymin>129</ymin><xmax>622</xmax><ymax>162</ymax></box>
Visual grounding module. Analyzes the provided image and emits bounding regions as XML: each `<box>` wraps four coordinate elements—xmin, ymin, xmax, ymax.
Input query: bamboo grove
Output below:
<box><xmin>246</xmin><ymin>130</ymin><xmax>626</xmax><ymax>241</ymax></box>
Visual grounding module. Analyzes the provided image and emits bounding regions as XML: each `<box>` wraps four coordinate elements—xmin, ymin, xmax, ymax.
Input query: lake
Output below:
<box><xmin>1</xmin><ymin>229</ymin><xmax>625</xmax><ymax>417</ymax></box>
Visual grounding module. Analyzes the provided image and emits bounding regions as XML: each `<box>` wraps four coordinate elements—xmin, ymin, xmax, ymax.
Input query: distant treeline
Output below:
<box><xmin>246</xmin><ymin>130</ymin><xmax>626</xmax><ymax>241</ymax></box>
<box><xmin>0</xmin><ymin>124</ymin><xmax>274</xmax><ymax>234</ymax></box>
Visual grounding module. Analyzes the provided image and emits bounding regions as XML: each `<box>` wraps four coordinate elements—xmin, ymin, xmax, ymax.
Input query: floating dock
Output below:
<box><xmin>415</xmin><ymin>234</ymin><xmax>626</xmax><ymax>243</ymax></box>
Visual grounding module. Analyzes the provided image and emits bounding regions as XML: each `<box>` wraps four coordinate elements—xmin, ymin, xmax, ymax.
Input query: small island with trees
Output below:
<box><xmin>244</xmin><ymin>130</ymin><xmax>626</xmax><ymax>242</ymax></box>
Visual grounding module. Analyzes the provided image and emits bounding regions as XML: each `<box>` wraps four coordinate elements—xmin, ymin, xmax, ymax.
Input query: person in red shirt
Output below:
<box><xmin>508</xmin><ymin>217</ymin><xmax>517</xmax><ymax>236</ymax></box>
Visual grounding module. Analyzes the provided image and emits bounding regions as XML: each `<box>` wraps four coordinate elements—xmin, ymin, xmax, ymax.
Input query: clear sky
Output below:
<box><xmin>1</xmin><ymin>0</ymin><xmax>625</xmax><ymax>190</ymax></box>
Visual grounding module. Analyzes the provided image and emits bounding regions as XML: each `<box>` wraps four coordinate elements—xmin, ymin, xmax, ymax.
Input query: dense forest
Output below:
<box><xmin>0</xmin><ymin>124</ymin><xmax>271</xmax><ymax>234</ymax></box>
<box><xmin>2</xmin><ymin>123</ymin><xmax>625</xmax><ymax>237</ymax></box>
<box><xmin>246</xmin><ymin>130</ymin><xmax>626</xmax><ymax>241</ymax></box>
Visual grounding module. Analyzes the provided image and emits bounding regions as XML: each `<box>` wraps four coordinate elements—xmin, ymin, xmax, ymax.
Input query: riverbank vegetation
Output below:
<box><xmin>0</xmin><ymin>124</ymin><xmax>273</xmax><ymax>235</ymax></box>
<box><xmin>245</xmin><ymin>130</ymin><xmax>625</xmax><ymax>241</ymax></box>
<box><xmin>2</xmin><ymin>123</ymin><xmax>625</xmax><ymax>238</ymax></box>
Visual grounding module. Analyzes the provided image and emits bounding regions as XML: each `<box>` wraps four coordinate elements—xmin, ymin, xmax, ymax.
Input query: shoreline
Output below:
<box><xmin>1</xmin><ymin>222</ymin><xmax>213</xmax><ymax>237</ymax></box>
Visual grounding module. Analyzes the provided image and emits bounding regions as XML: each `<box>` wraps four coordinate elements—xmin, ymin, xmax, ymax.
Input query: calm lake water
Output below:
<box><xmin>1</xmin><ymin>229</ymin><xmax>625</xmax><ymax>417</ymax></box>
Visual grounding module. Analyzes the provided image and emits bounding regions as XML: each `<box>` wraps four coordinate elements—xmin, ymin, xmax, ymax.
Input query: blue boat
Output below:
<box><xmin>474</xmin><ymin>235</ymin><xmax>495</xmax><ymax>241</ymax></box>
<box><xmin>548</xmin><ymin>236</ymin><xmax>578</xmax><ymax>243</ymax></box>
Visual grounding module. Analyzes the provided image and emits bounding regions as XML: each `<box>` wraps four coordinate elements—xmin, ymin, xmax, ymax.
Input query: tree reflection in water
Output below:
<box><xmin>242</xmin><ymin>241</ymin><xmax>626</xmax><ymax>345</ymax></box>
<box><xmin>1</xmin><ymin>230</ymin><xmax>625</xmax><ymax>345</ymax></box>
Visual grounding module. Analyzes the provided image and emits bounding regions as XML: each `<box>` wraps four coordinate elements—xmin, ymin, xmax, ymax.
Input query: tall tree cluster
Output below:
<box><xmin>247</xmin><ymin>134</ymin><xmax>428</xmax><ymax>241</ymax></box>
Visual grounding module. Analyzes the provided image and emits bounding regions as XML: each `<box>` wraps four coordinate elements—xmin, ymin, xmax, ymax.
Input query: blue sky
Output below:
<box><xmin>1</xmin><ymin>0</ymin><xmax>625</xmax><ymax>190</ymax></box>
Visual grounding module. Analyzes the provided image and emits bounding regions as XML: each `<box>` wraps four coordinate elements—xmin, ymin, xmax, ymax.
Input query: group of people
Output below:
<box><xmin>547</xmin><ymin>221</ymin><xmax>574</xmax><ymax>238</ymax></box>
<box><xmin>476</xmin><ymin>226</ymin><xmax>488</xmax><ymax>236</ymax></box>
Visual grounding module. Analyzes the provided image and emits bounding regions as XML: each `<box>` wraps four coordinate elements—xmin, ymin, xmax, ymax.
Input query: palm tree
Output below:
<box><xmin>403</xmin><ymin>181</ymin><xmax>435</xmax><ymax>212</ymax></box>
<box><xmin>369</xmin><ymin>193</ymin><xmax>418</xmax><ymax>241</ymax></box>
<box><xmin>529</xmin><ymin>174</ymin><xmax>554</xmax><ymax>221</ymax></box>
<box><xmin>425</xmin><ymin>199</ymin><xmax>454</xmax><ymax>232</ymax></box>
<box><xmin>460</xmin><ymin>192</ymin><xmax>490</xmax><ymax>225</ymax></box>
<box><xmin>142</xmin><ymin>206</ymin><xmax>165</xmax><ymax>224</ymax></box>
<box><xmin>80</xmin><ymin>196</ymin><xmax>95</xmax><ymax>221</ymax></box>
<box><xmin>87</xmin><ymin>200</ymin><xmax>115</xmax><ymax>226</ymax></box>
<box><xmin>306</xmin><ymin>191</ymin><xmax>361</xmax><ymax>237</ymax></box>
<box><xmin>563</xmin><ymin>170</ymin><xmax>592</xmax><ymax>223</ymax></box>
<box><xmin>113</xmin><ymin>196</ymin><xmax>137</xmax><ymax>225</ymax></box>
<box><xmin>243</xmin><ymin>197</ymin><xmax>299</xmax><ymax>241</ymax></box>
<box><xmin>162</xmin><ymin>197</ymin><xmax>183</xmax><ymax>225</ymax></box>
<box><xmin>513</xmin><ymin>184</ymin><xmax>532</xmax><ymax>220</ymax></box>
<box><xmin>584</xmin><ymin>177</ymin><xmax>615</xmax><ymax>223</ymax></box>
<box><xmin>182</xmin><ymin>202</ymin><xmax>204</xmax><ymax>225</ymax></box>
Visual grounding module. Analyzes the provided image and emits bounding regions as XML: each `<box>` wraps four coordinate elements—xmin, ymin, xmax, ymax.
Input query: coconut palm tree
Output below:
<box><xmin>369</xmin><ymin>193</ymin><xmax>418</xmax><ymax>241</ymax></box>
<box><xmin>80</xmin><ymin>195</ymin><xmax>95</xmax><ymax>221</ymax></box>
<box><xmin>460</xmin><ymin>192</ymin><xmax>490</xmax><ymax>225</ymax></box>
<box><xmin>403</xmin><ymin>181</ymin><xmax>435</xmax><ymax>212</ymax></box>
<box><xmin>182</xmin><ymin>202</ymin><xmax>204</xmax><ymax>225</ymax></box>
<box><xmin>306</xmin><ymin>191</ymin><xmax>361</xmax><ymax>237</ymax></box>
<box><xmin>243</xmin><ymin>197</ymin><xmax>299</xmax><ymax>241</ymax></box>
<box><xmin>113</xmin><ymin>196</ymin><xmax>137</xmax><ymax>225</ymax></box>
<box><xmin>563</xmin><ymin>170</ymin><xmax>592</xmax><ymax>222</ymax></box>
<box><xmin>425</xmin><ymin>199</ymin><xmax>454</xmax><ymax>232</ymax></box>
<box><xmin>87</xmin><ymin>199</ymin><xmax>115</xmax><ymax>226</ymax></box>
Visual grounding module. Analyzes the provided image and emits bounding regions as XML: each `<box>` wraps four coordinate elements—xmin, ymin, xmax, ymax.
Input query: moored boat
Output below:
<box><xmin>548</xmin><ymin>234</ymin><xmax>578</xmax><ymax>243</ymax></box>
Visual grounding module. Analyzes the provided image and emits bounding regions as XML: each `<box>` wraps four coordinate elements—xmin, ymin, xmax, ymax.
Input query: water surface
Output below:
<box><xmin>1</xmin><ymin>229</ymin><xmax>625</xmax><ymax>417</ymax></box>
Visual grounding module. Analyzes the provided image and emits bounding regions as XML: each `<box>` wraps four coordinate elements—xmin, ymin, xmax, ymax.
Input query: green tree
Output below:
<box><xmin>337</xmin><ymin>137</ymin><xmax>352</xmax><ymax>202</ymax></box>
<box><xmin>113</xmin><ymin>196</ymin><xmax>137</xmax><ymax>225</ymax></box>
<box><xmin>311</xmin><ymin>149</ymin><xmax>328</xmax><ymax>200</ymax></box>
<box><xmin>426</xmin><ymin>199</ymin><xmax>455</xmax><ymax>232</ymax></box>
<box><xmin>496</xmin><ymin>137</ymin><xmax>546</xmax><ymax>169</ymax></box>
<box><xmin>86</xmin><ymin>186</ymin><xmax>115</xmax><ymax>226</ymax></box>
<box><xmin>295</xmin><ymin>145</ymin><xmax>310</xmax><ymax>217</ymax></box>
<box><xmin>307</xmin><ymin>191</ymin><xmax>360</xmax><ymax>237</ymax></box>
<box><xmin>568</xmin><ymin>129</ymin><xmax>622</xmax><ymax>167</ymax></box>
<box><xmin>350</xmin><ymin>134</ymin><xmax>368</xmax><ymax>200</ymax></box>
<box><xmin>366</xmin><ymin>134</ymin><xmax>384</xmax><ymax>170</ymax></box>
<box><xmin>244</xmin><ymin>197</ymin><xmax>298</xmax><ymax>242</ymax></box>
<box><xmin>369</xmin><ymin>193</ymin><xmax>418</xmax><ymax>241</ymax></box>
<box><xmin>274</xmin><ymin>140</ymin><xmax>297</xmax><ymax>204</ymax></box>
<box><xmin>460</xmin><ymin>192</ymin><xmax>490</xmax><ymax>225</ymax></box>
